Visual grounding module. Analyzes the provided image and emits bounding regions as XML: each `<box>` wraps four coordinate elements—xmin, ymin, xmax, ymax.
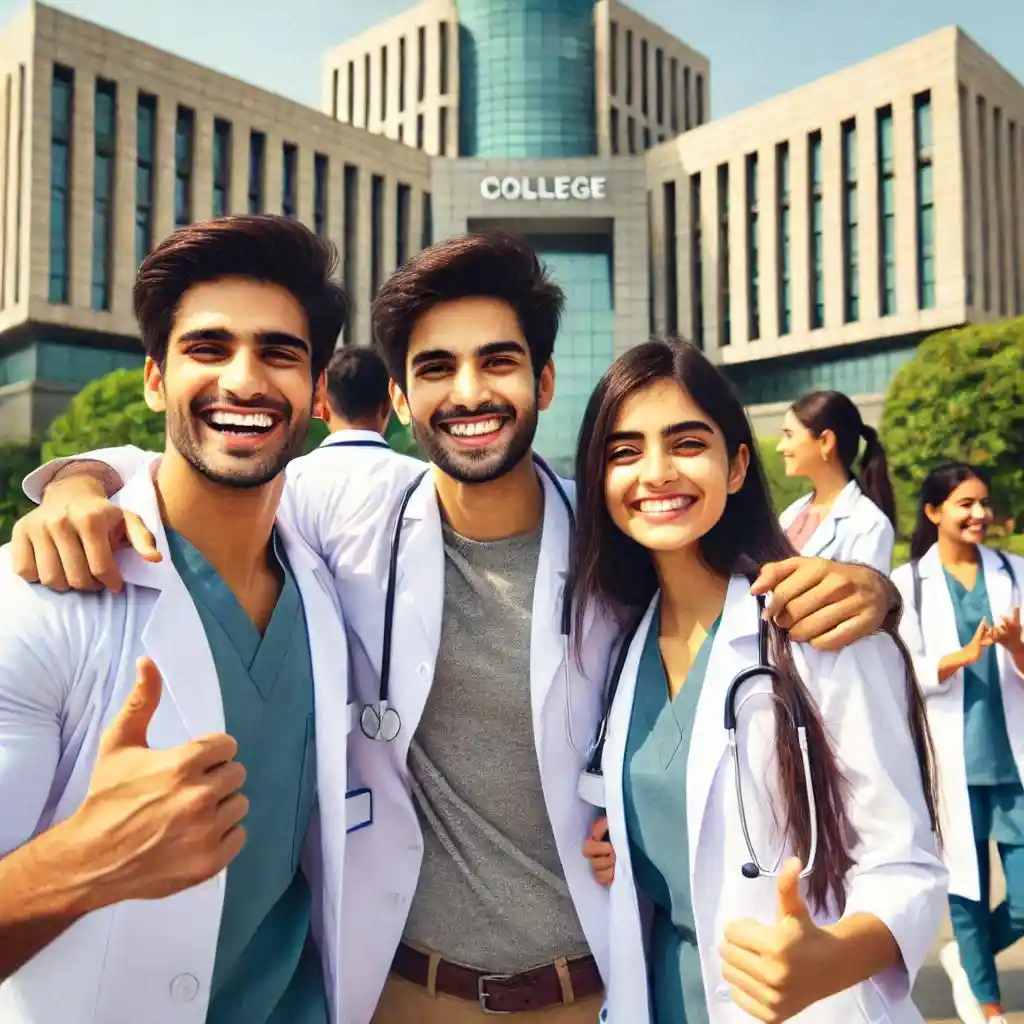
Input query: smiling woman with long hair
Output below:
<box><xmin>573</xmin><ymin>339</ymin><xmax>945</xmax><ymax>1024</ymax></box>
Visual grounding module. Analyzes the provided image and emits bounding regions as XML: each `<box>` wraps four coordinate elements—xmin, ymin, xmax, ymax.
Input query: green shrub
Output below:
<box><xmin>0</xmin><ymin>442</ymin><xmax>41</xmax><ymax>546</ymax></box>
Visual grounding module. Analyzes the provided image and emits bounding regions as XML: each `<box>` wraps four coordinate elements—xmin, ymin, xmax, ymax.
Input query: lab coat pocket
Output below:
<box><xmin>291</xmin><ymin>713</ymin><xmax>317</xmax><ymax>872</ymax></box>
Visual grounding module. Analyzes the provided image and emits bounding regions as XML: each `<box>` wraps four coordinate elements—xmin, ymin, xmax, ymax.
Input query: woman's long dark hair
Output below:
<box><xmin>790</xmin><ymin>390</ymin><xmax>897</xmax><ymax>527</ymax></box>
<box><xmin>570</xmin><ymin>339</ymin><xmax>939</xmax><ymax>914</ymax></box>
<box><xmin>909</xmin><ymin>462</ymin><xmax>989</xmax><ymax>560</ymax></box>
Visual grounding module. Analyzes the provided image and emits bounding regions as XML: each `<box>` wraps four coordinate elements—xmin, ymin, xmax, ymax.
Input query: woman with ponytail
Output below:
<box><xmin>892</xmin><ymin>464</ymin><xmax>1024</xmax><ymax>1024</ymax></box>
<box><xmin>776</xmin><ymin>390</ymin><xmax>897</xmax><ymax>573</ymax></box>
<box><xmin>573</xmin><ymin>339</ymin><xmax>945</xmax><ymax>1023</ymax></box>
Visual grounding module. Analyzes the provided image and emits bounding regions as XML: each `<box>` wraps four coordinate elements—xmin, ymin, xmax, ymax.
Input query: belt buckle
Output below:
<box><xmin>477</xmin><ymin>973</ymin><xmax>513</xmax><ymax>1015</ymax></box>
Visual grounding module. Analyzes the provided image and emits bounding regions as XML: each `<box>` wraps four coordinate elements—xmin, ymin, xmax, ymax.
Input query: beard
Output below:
<box><xmin>166</xmin><ymin>397</ymin><xmax>309</xmax><ymax>490</ymax></box>
<box><xmin>412</xmin><ymin>399</ymin><xmax>539</xmax><ymax>484</ymax></box>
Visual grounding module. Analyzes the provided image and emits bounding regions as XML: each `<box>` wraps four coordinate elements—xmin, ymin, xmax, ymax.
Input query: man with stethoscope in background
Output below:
<box><xmin>10</xmin><ymin>230</ymin><xmax>905</xmax><ymax>1024</ymax></box>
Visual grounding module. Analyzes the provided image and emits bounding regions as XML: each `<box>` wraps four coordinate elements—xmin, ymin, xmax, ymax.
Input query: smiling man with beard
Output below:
<box><xmin>0</xmin><ymin>215</ymin><xmax>359</xmax><ymax>1024</ymax></box>
<box><xmin>9</xmin><ymin>230</ymin><xmax>904</xmax><ymax>1023</ymax></box>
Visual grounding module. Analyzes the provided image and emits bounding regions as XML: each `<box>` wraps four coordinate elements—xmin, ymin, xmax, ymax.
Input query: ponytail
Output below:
<box><xmin>858</xmin><ymin>424</ymin><xmax>897</xmax><ymax>528</ymax></box>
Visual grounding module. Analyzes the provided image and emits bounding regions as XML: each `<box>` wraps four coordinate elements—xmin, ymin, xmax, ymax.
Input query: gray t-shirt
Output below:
<box><xmin>401</xmin><ymin>521</ymin><xmax>590</xmax><ymax>973</ymax></box>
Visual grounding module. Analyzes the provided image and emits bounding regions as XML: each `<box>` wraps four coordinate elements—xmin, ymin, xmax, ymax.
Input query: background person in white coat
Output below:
<box><xmin>8</xmin><ymin>234</ymin><xmax>905</xmax><ymax>1024</ymax></box>
<box><xmin>892</xmin><ymin>463</ymin><xmax>1024</xmax><ymax>1024</ymax></box>
<box><xmin>575</xmin><ymin>340</ymin><xmax>946</xmax><ymax>1024</ymax></box>
<box><xmin>776</xmin><ymin>390</ymin><xmax>897</xmax><ymax>573</ymax></box>
<box><xmin>308</xmin><ymin>346</ymin><xmax>397</xmax><ymax>454</ymax></box>
<box><xmin>0</xmin><ymin>216</ymin><xmax>357</xmax><ymax>1024</ymax></box>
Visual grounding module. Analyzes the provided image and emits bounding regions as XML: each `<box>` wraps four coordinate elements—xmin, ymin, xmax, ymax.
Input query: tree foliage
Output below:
<box><xmin>0</xmin><ymin>442</ymin><xmax>41</xmax><ymax>545</ymax></box>
<box><xmin>881</xmin><ymin>317</ymin><xmax>1024</xmax><ymax>537</ymax></box>
<box><xmin>757</xmin><ymin>436</ymin><xmax>806</xmax><ymax>516</ymax></box>
<box><xmin>43</xmin><ymin>368</ymin><xmax>165</xmax><ymax>461</ymax></box>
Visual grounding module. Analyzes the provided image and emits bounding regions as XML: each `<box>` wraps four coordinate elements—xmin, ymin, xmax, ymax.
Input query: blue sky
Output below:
<box><xmin>3</xmin><ymin>0</ymin><xmax>1022</xmax><ymax>118</ymax></box>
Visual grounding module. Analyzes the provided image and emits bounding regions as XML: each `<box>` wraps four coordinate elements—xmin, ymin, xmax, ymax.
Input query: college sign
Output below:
<box><xmin>479</xmin><ymin>175</ymin><xmax>607</xmax><ymax>201</ymax></box>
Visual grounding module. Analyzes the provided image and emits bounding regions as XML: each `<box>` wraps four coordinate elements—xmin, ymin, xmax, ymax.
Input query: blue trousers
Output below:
<box><xmin>948</xmin><ymin>784</ymin><xmax>1024</xmax><ymax>1004</ymax></box>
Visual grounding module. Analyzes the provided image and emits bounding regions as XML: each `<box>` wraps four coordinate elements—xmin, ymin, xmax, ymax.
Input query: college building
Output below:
<box><xmin>0</xmin><ymin>1</ymin><xmax>1020</xmax><ymax>468</ymax></box>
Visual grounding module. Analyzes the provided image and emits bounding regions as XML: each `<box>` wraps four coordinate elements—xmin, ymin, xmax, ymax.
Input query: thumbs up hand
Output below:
<box><xmin>719</xmin><ymin>859</ymin><xmax>832</xmax><ymax>1022</ymax></box>
<box><xmin>70</xmin><ymin>657</ymin><xmax>249</xmax><ymax>904</ymax></box>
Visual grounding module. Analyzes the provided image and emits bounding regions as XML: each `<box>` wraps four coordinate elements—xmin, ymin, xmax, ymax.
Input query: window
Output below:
<box><xmin>332</xmin><ymin>69</ymin><xmax>339</xmax><ymax>120</ymax></box>
<box><xmin>380</xmin><ymin>46</ymin><xmax>388</xmax><ymax>122</ymax></box>
<box><xmin>718</xmin><ymin>163</ymin><xmax>730</xmax><ymax>346</ymax></box>
<box><xmin>282</xmin><ymin>143</ymin><xmax>297</xmax><ymax>218</ymax></box>
<box><xmin>417</xmin><ymin>26</ymin><xmax>426</xmax><ymax>103</ymax></box>
<box><xmin>663</xmin><ymin>180</ymin><xmax>677</xmax><ymax>334</ymax></box>
<box><xmin>1011</xmin><ymin>120</ymin><xmax>1021</xmax><ymax>314</ymax></box>
<box><xmin>978</xmin><ymin>95</ymin><xmax>990</xmax><ymax>310</ymax></box>
<box><xmin>417</xmin><ymin>113</ymin><xmax>424</xmax><ymax>149</ymax></box>
<box><xmin>2</xmin><ymin>74</ymin><xmax>11</xmax><ymax>308</ymax></box>
<box><xmin>421</xmin><ymin>190</ymin><xmax>433</xmax><ymax>249</ymax></box>
<box><xmin>396</xmin><ymin>182</ymin><xmax>411</xmax><ymax>267</ymax></box>
<box><xmin>610</xmin><ymin>21</ymin><xmax>618</xmax><ymax>98</ymax></box>
<box><xmin>841</xmin><ymin>119</ymin><xmax>859</xmax><ymax>322</ymax></box>
<box><xmin>174</xmin><ymin>106</ymin><xmax>194</xmax><ymax>227</ymax></box>
<box><xmin>49</xmin><ymin>64</ymin><xmax>73</xmax><ymax>304</ymax></box>
<box><xmin>248</xmin><ymin>130</ymin><xmax>265</xmax><ymax>213</ymax></box>
<box><xmin>13</xmin><ymin>63</ymin><xmax>22</xmax><ymax>303</ymax></box>
<box><xmin>314</xmin><ymin>153</ymin><xmax>328</xmax><ymax>237</ymax></box>
<box><xmin>644</xmin><ymin>126</ymin><xmax>651</xmax><ymax>151</ymax></box>
<box><xmin>877</xmin><ymin>106</ymin><xmax>896</xmax><ymax>315</ymax></box>
<box><xmin>439</xmin><ymin>106</ymin><xmax>448</xmax><ymax>156</ymax></box>
<box><xmin>640</xmin><ymin>40</ymin><xmax>648</xmax><ymax>116</ymax></box>
<box><xmin>695</xmin><ymin>73</ymin><xmax>705</xmax><ymax>125</ymax></box>
<box><xmin>363</xmin><ymin>54</ymin><xmax>371</xmax><ymax>126</ymax></box>
<box><xmin>994</xmin><ymin>105</ymin><xmax>1006</xmax><ymax>315</ymax></box>
<box><xmin>370</xmin><ymin>174</ymin><xmax>384</xmax><ymax>298</ymax></box>
<box><xmin>669</xmin><ymin>58</ymin><xmax>679</xmax><ymax>133</ymax></box>
<box><xmin>610</xmin><ymin>108</ymin><xmax>619</xmax><ymax>155</ymax></box>
<box><xmin>347</xmin><ymin>61</ymin><xmax>355</xmax><ymax>123</ymax></box>
<box><xmin>746</xmin><ymin>153</ymin><xmax>759</xmax><ymax>340</ymax></box>
<box><xmin>343</xmin><ymin>164</ymin><xmax>358</xmax><ymax>301</ymax></box>
<box><xmin>439</xmin><ymin>22</ymin><xmax>449</xmax><ymax>95</ymax></box>
<box><xmin>655</xmin><ymin>48</ymin><xmax>664</xmax><ymax>125</ymax></box>
<box><xmin>776</xmin><ymin>142</ymin><xmax>791</xmax><ymax>335</ymax></box>
<box><xmin>135</xmin><ymin>93</ymin><xmax>156</xmax><ymax>267</ymax></box>
<box><xmin>398</xmin><ymin>37</ymin><xmax>406</xmax><ymax>114</ymax></box>
<box><xmin>213</xmin><ymin>118</ymin><xmax>231</xmax><ymax>217</ymax></box>
<box><xmin>690</xmin><ymin>173</ymin><xmax>703</xmax><ymax>347</ymax></box>
<box><xmin>914</xmin><ymin>92</ymin><xmax>935</xmax><ymax>310</ymax></box>
<box><xmin>683</xmin><ymin>67</ymin><xmax>691</xmax><ymax>130</ymax></box>
<box><xmin>625</xmin><ymin>30</ymin><xmax>633</xmax><ymax>106</ymax></box>
<box><xmin>960</xmin><ymin>85</ymin><xmax>973</xmax><ymax>306</ymax></box>
<box><xmin>92</xmin><ymin>78</ymin><xmax>116</xmax><ymax>311</ymax></box>
<box><xmin>808</xmin><ymin>130</ymin><xmax>824</xmax><ymax>328</ymax></box>
<box><xmin>627</xmin><ymin>116</ymin><xmax>635</xmax><ymax>155</ymax></box>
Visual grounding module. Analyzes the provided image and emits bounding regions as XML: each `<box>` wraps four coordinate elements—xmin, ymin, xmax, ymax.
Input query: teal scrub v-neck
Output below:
<box><xmin>166</xmin><ymin>528</ymin><xmax>326</xmax><ymax>1024</ymax></box>
<box><xmin>623</xmin><ymin>608</ymin><xmax>721</xmax><ymax>1024</ymax></box>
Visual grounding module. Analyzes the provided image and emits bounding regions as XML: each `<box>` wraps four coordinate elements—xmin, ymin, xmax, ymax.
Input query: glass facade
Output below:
<box><xmin>841</xmin><ymin>119</ymin><xmax>859</xmax><ymax>322</ymax></box>
<box><xmin>808</xmin><ymin>131</ymin><xmax>823</xmax><ymax>329</ymax></box>
<box><xmin>745</xmin><ymin>153</ymin><xmax>759</xmax><ymax>341</ymax></box>
<box><xmin>914</xmin><ymin>92</ymin><xmax>935</xmax><ymax>310</ymax></box>
<box><xmin>726</xmin><ymin>341</ymin><xmax>917</xmax><ymax>406</ymax></box>
<box><xmin>776</xmin><ymin>142</ymin><xmax>791</xmax><ymax>335</ymax></box>
<box><xmin>50</xmin><ymin>65</ymin><xmax>74</xmax><ymax>305</ymax></box>
<box><xmin>213</xmin><ymin>118</ymin><xmax>231</xmax><ymax>217</ymax></box>
<box><xmin>0</xmin><ymin>341</ymin><xmax>143</xmax><ymax>388</ymax></box>
<box><xmin>529</xmin><ymin>235</ymin><xmax>614</xmax><ymax>470</ymax></box>
<box><xmin>174</xmin><ymin>106</ymin><xmax>194</xmax><ymax>227</ymax></box>
<box><xmin>457</xmin><ymin>0</ymin><xmax>597</xmax><ymax>158</ymax></box>
<box><xmin>877</xmin><ymin>106</ymin><xmax>896</xmax><ymax>315</ymax></box>
<box><xmin>136</xmin><ymin>94</ymin><xmax>156</xmax><ymax>267</ymax></box>
<box><xmin>92</xmin><ymin>79</ymin><xmax>116</xmax><ymax>311</ymax></box>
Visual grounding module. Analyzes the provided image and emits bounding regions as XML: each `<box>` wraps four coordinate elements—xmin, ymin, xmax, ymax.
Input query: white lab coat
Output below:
<box><xmin>24</xmin><ymin>448</ymin><xmax>618</xmax><ymax>1023</ymax></box>
<box><xmin>892</xmin><ymin>543</ymin><xmax>1024</xmax><ymax>901</ymax></box>
<box><xmin>600</xmin><ymin>578</ymin><xmax>947</xmax><ymax>1024</ymax></box>
<box><xmin>0</xmin><ymin>463</ymin><xmax>362</xmax><ymax>1024</ymax></box>
<box><xmin>779</xmin><ymin>480</ymin><xmax>895</xmax><ymax>574</ymax></box>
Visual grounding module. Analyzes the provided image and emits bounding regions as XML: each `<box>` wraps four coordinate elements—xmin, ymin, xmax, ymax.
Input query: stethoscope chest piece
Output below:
<box><xmin>360</xmin><ymin>701</ymin><xmax>402</xmax><ymax>743</ymax></box>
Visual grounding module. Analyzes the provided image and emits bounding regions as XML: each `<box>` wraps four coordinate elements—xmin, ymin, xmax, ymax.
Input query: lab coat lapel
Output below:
<box><xmin>803</xmin><ymin>480</ymin><xmax>860</xmax><ymax>557</ymax></box>
<box><xmin>918</xmin><ymin>543</ymin><xmax>960</xmax><ymax>654</ymax></box>
<box><xmin>530</xmin><ymin>469</ymin><xmax>576</xmax><ymax>743</ymax></box>
<box><xmin>392</xmin><ymin>471</ymin><xmax>445</xmax><ymax>759</ymax></box>
<box><xmin>114</xmin><ymin>467</ymin><xmax>225</xmax><ymax>740</ymax></box>
<box><xmin>981</xmin><ymin>544</ymin><xmax>1014</xmax><ymax>620</ymax></box>
<box><xmin>686</xmin><ymin>576</ymin><xmax>760</xmax><ymax>872</ymax></box>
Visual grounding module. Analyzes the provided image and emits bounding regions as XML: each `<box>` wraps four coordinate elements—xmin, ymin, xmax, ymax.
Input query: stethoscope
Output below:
<box><xmin>578</xmin><ymin>591</ymin><xmax>818</xmax><ymax>882</ymax></box>
<box><xmin>359</xmin><ymin>454</ymin><xmax>576</xmax><ymax>743</ymax></box>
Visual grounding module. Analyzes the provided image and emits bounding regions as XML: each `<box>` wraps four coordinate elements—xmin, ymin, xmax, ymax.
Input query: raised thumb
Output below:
<box><xmin>776</xmin><ymin>857</ymin><xmax>809</xmax><ymax>921</ymax></box>
<box><xmin>101</xmin><ymin>657</ymin><xmax>163</xmax><ymax>751</ymax></box>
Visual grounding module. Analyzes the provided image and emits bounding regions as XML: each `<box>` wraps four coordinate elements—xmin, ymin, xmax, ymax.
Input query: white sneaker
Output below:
<box><xmin>938</xmin><ymin>941</ymin><xmax>987</xmax><ymax>1024</ymax></box>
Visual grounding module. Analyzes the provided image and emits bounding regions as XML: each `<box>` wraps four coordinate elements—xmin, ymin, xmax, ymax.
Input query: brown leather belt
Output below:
<box><xmin>391</xmin><ymin>943</ymin><xmax>603</xmax><ymax>1014</ymax></box>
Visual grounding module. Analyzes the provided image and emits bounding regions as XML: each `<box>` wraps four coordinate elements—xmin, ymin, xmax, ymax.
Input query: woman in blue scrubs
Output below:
<box><xmin>572</xmin><ymin>339</ymin><xmax>945</xmax><ymax>1023</ymax></box>
<box><xmin>892</xmin><ymin>464</ymin><xmax>1024</xmax><ymax>1024</ymax></box>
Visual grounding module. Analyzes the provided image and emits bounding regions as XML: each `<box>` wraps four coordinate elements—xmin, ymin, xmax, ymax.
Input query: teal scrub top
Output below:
<box><xmin>167</xmin><ymin>529</ymin><xmax>327</xmax><ymax>1024</ymax></box>
<box><xmin>623</xmin><ymin>608</ymin><xmax>721</xmax><ymax>1024</ymax></box>
<box><xmin>944</xmin><ymin>561</ymin><xmax>1019</xmax><ymax>786</ymax></box>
